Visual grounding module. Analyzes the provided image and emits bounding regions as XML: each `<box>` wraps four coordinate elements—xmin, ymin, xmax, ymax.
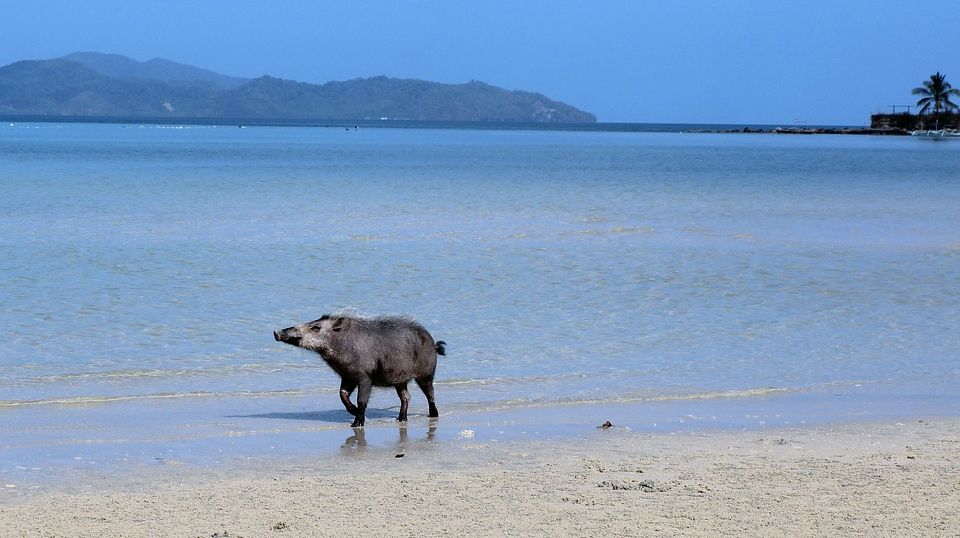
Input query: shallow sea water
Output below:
<box><xmin>1</xmin><ymin>122</ymin><xmax>958</xmax><ymax>491</ymax></box>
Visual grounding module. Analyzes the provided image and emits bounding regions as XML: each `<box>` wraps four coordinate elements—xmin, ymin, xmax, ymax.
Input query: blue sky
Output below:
<box><xmin>3</xmin><ymin>1</ymin><xmax>959</xmax><ymax>125</ymax></box>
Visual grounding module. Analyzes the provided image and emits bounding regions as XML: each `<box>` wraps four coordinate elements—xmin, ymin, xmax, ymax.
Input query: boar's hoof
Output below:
<box><xmin>351</xmin><ymin>403</ymin><xmax>366</xmax><ymax>428</ymax></box>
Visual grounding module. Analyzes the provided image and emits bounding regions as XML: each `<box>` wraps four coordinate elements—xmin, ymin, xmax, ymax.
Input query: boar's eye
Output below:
<box><xmin>310</xmin><ymin>325</ymin><xmax>323</xmax><ymax>332</ymax></box>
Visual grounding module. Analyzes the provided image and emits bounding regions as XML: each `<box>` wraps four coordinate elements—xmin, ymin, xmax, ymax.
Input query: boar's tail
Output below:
<box><xmin>435</xmin><ymin>340</ymin><xmax>447</xmax><ymax>356</ymax></box>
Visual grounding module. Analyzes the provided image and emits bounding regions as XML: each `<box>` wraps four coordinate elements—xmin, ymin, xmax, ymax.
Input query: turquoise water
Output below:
<box><xmin>1</xmin><ymin>122</ymin><xmax>959</xmax><ymax>487</ymax></box>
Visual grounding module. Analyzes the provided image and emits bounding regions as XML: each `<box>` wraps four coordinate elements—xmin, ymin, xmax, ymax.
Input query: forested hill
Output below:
<box><xmin>0</xmin><ymin>53</ymin><xmax>596</xmax><ymax>123</ymax></box>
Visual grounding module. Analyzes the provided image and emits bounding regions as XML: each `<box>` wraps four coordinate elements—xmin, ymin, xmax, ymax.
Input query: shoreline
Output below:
<box><xmin>3</xmin><ymin>381</ymin><xmax>958</xmax><ymax>498</ymax></box>
<box><xmin>2</xmin><ymin>416</ymin><xmax>957</xmax><ymax>537</ymax></box>
<box><xmin>3</xmin><ymin>380</ymin><xmax>958</xmax><ymax>493</ymax></box>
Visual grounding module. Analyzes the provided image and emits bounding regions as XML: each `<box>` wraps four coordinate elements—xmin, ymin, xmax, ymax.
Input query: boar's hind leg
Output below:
<box><xmin>395</xmin><ymin>383</ymin><xmax>411</xmax><ymax>422</ymax></box>
<box><xmin>339</xmin><ymin>379</ymin><xmax>359</xmax><ymax>416</ymax></box>
<box><xmin>416</xmin><ymin>376</ymin><xmax>439</xmax><ymax>418</ymax></box>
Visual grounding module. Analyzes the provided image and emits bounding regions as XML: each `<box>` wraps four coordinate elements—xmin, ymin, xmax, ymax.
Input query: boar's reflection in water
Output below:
<box><xmin>274</xmin><ymin>311</ymin><xmax>447</xmax><ymax>428</ymax></box>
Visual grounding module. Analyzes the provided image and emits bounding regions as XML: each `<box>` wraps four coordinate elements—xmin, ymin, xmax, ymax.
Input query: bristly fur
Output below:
<box><xmin>328</xmin><ymin>308</ymin><xmax>423</xmax><ymax>330</ymax></box>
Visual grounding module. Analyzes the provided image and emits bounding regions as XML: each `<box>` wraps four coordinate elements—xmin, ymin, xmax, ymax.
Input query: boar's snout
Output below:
<box><xmin>273</xmin><ymin>327</ymin><xmax>300</xmax><ymax>346</ymax></box>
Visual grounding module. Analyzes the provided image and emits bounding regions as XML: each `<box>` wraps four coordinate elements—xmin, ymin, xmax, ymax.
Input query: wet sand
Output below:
<box><xmin>1</xmin><ymin>417</ymin><xmax>957</xmax><ymax>537</ymax></box>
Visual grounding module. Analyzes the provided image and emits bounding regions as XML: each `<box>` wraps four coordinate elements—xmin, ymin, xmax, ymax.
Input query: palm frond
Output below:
<box><xmin>912</xmin><ymin>72</ymin><xmax>960</xmax><ymax>114</ymax></box>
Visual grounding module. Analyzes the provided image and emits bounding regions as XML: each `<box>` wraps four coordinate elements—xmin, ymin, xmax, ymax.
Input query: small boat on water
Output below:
<box><xmin>910</xmin><ymin>129</ymin><xmax>960</xmax><ymax>138</ymax></box>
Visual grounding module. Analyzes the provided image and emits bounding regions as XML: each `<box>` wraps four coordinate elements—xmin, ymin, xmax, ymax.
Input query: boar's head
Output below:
<box><xmin>273</xmin><ymin>315</ymin><xmax>347</xmax><ymax>354</ymax></box>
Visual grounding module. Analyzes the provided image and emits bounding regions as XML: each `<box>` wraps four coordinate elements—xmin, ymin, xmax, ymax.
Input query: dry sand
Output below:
<box><xmin>2</xmin><ymin>418</ymin><xmax>958</xmax><ymax>537</ymax></box>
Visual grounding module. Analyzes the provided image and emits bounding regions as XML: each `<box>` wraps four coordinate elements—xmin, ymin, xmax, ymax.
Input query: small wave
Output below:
<box><xmin>457</xmin><ymin>386</ymin><xmax>793</xmax><ymax>413</ymax></box>
<box><xmin>567</xmin><ymin>226</ymin><xmax>655</xmax><ymax>236</ymax></box>
<box><xmin>2</xmin><ymin>361</ymin><xmax>324</xmax><ymax>386</ymax></box>
<box><xmin>0</xmin><ymin>388</ymin><xmax>317</xmax><ymax>408</ymax></box>
<box><xmin>348</xmin><ymin>233</ymin><xmax>400</xmax><ymax>241</ymax></box>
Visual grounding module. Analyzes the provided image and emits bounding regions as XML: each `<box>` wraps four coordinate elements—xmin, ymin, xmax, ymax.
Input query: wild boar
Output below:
<box><xmin>274</xmin><ymin>311</ymin><xmax>446</xmax><ymax>427</ymax></box>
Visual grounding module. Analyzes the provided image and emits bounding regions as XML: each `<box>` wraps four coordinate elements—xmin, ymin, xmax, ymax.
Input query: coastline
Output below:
<box><xmin>3</xmin><ymin>379</ymin><xmax>957</xmax><ymax>497</ymax></box>
<box><xmin>2</xmin><ymin>416</ymin><xmax>957</xmax><ymax>537</ymax></box>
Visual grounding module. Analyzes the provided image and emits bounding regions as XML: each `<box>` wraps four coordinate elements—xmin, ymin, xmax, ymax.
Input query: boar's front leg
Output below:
<box><xmin>339</xmin><ymin>379</ymin><xmax>359</xmax><ymax>416</ymax></box>
<box><xmin>352</xmin><ymin>377</ymin><xmax>372</xmax><ymax>428</ymax></box>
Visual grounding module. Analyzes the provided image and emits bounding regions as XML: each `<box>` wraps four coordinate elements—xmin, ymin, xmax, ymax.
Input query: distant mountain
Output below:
<box><xmin>0</xmin><ymin>53</ymin><xmax>596</xmax><ymax>123</ymax></box>
<box><xmin>63</xmin><ymin>52</ymin><xmax>249</xmax><ymax>89</ymax></box>
<box><xmin>0</xmin><ymin>58</ymin><xmax>226</xmax><ymax>116</ymax></box>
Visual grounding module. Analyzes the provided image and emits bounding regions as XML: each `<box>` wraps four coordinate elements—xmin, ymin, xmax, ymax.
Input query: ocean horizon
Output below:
<box><xmin>1</xmin><ymin>115</ymin><xmax>859</xmax><ymax>132</ymax></box>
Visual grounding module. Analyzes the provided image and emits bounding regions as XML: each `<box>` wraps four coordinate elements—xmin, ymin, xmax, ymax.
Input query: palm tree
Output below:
<box><xmin>912</xmin><ymin>72</ymin><xmax>960</xmax><ymax>115</ymax></box>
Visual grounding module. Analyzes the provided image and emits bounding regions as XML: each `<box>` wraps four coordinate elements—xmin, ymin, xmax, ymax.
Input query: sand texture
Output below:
<box><xmin>2</xmin><ymin>419</ymin><xmax>958</xmax><ymax>537</ymax></box>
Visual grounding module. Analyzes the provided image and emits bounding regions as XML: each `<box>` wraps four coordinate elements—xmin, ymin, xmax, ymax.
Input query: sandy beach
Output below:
<box><xmin>2</xmin><ymin>417</ymin><xmax>957</xmax><ymax>537</ymax></box>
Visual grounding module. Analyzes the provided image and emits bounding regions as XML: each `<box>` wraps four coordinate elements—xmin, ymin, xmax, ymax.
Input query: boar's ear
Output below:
<box><xmin>331</xmin><ymin>317</ymin><xmax>346</xmax><ymax>332</ymax></box>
